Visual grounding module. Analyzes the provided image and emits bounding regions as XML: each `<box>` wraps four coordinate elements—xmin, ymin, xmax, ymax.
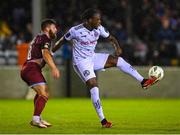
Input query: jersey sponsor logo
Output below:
<box><xmin>80</xmin><ymin>40</ymin><xmax>96</xmax><ymax>45</ymax></box>
<box><xmin>83</xmin><ymin>70</ymin><xmax>90</xmax><ymax>77</ymax></box>
<box><xmin>90</xmin><ymin>40</ymin><xmax>96</xmax><ymax>44</ymax></box>
<box><xmin>80</xmin><ymin>41</ymin><xmax>89</xmax><ymax>45</ymax></box>
<box><xmin>94</xmin><ymin>31</ymin><xmax>98</xmax><ymax>37</ymax></box>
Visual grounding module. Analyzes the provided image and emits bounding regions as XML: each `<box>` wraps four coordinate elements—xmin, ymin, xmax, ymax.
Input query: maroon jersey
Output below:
<box><xmin>27</xmin><ymin>33</ymin><xmax>51</xmax><ymax>62</ymax></box>
<box><xmin>20</xmin><ymin>33</ymin><xmax>52</xmax><ymax>86</ymax></box>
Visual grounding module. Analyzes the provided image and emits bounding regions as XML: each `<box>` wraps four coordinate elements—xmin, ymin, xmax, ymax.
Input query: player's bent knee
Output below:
<box><xmin>86</xmin><ymin>78</ymin><xmax>98</xmax><ymax>90</ymax></box>
<box><xmin>38</xmin><ymin>90</ymin><xmax>49</xmax><ymax>98</ymax></box>
<box><xmin>33</xmin><ymin>85</ymin><xmax>49</xmax><ymax>98</ymax></box>
<box><xmin>113</xmin><ymin>57</ymin><xmax>118</xmax><ymax>65</ymax></box>
<box><xmin>105</xmin><ymin>55</ymin><xmax>118</xmax><ymax>68</ymax></box>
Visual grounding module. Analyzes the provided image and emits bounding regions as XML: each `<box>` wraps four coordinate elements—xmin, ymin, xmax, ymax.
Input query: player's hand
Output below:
<box><xmin>51</xmin><ymin>67</ymin><xmax>60</xmax><ymax>79</ymax></box>
<box><xmin>115</xmin><ymin>48</ymin><xmax>122</xmax><ymax>56</ymax></box>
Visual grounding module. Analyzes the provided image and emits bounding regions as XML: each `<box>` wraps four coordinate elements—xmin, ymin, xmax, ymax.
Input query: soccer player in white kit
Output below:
<box><xmin>52</xmin><ymin>8</ymin><xmax>158</xmax><ymax>128</ymax></box>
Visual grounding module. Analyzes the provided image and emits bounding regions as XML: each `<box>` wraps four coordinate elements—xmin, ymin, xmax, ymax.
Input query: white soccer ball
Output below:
<box><xmin>148</xmin><ymin>66</ymin><xmax>164</xmax><ymax>80</ymax></box>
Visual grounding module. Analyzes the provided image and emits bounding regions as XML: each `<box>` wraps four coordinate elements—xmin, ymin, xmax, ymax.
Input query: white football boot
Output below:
<box><xmin>30</xmin><ymin>120</ymin><xmax>47</xmax><ymax>128</ymax></box>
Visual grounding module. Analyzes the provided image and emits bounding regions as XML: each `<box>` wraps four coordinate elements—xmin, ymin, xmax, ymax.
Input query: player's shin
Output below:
<box><xmin>34</xmin><ymin>94</ymin><xmax>39</xmax><ymax>106</ymax></box>
<box><xmin>33</xmin><ymin>95</ymin><xmax>48</xmax><ymax>122</ymax></box>
<box><xmin>90</xmin><ymin>87</ymin><xmax>105</xmax><ymax>121</ymax></box>
<box><xmin>117</xmin><ymin>57</ymin><xmax>144</xmax><ymax>82</ymax></box>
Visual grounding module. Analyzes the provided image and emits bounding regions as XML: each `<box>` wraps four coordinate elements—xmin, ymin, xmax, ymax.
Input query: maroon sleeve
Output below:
<box><xmin>39</xmin><ymin>34</ymin><xmax>51</xmax><ymax>50</ymax></box>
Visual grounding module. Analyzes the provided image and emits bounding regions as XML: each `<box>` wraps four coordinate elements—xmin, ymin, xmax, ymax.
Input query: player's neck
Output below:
<box><xmin>83</xmin><ymin>23</ymin><xmax>93</xmax><ymax>31</ymax></box>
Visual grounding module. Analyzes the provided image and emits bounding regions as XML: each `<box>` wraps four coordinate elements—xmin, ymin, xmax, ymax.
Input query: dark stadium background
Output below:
<box><xmin>1</xmin><ymin>0</ymin><xmax>180</xmax><ymax>98</ymax></box>
<box><xmin>1</xmin><ymin>0</ymin><xmax>180</xmax><ymax>66</ymax></box>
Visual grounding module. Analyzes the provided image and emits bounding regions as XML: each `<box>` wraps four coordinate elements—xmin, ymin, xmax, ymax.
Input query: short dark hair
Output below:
<box><xmin>41</xmin><ymin>19</ymin><xmax>56</xmax><ymax>30</ymax></box>
<box><xmin>81</xmin><ymin>8</ymin><xmax>100</xmax><ymax>20</ymax></box>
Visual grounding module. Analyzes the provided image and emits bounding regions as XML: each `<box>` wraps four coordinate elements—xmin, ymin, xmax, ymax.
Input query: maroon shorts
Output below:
<box><xmin>20</xmin><ymin>62</ymin><xmax>46</xmax><ymax>87</ymax></box>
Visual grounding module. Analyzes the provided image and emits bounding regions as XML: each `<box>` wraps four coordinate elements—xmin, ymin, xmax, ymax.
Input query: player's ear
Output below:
<box><xmin>46</xmin><ymin>27</ymin><xmax>50</xmax><ymax>32</ymax></box>
<box><xmin>88</xmin><ymin>18</ymin><xmax>92</xmax><ymax>23</ymax></box>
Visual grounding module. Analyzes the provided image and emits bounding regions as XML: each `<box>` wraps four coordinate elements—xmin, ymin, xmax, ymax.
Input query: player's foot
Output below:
<box><xmin>30</xmin><ymin>120</ymin><xmax>47</xmax><ymax>128</ymax></box>
<box><xmin>40</xmin><ymin>119</ymin><xmax>52</xmax><ymax>127</ymax></box>
<box><xmin>101</xmin><ymin>118</ymin><xmax>112</xmax><ymax>128</ymax></box>
<box><xmin>141</xmin><ymin>76</ymin><xmax>159</xmax><ymax>89</ymax></box>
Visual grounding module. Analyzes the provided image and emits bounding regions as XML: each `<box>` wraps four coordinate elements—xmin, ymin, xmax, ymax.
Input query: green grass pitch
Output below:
<box><xmin>0</xmin><ymin>98</ymin><xmax>180</xmax><ymax>134</ymax></box>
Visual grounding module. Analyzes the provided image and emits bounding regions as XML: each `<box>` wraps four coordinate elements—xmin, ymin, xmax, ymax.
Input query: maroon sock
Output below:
<box><xmin>34</xmin><ymin>94</ymin><xmax>39</xmax><ymax>106</ymax></box>
<box><xmin>34</xmin><ymin>95</ymin><xmax>48</xmax><ymax>116</ymax></box>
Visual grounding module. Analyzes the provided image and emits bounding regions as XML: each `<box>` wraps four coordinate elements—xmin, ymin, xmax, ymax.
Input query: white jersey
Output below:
<box><xmin>64</xmin><ymin>24</ymin><xmax>109</xmax><ymax>64</ymax></box>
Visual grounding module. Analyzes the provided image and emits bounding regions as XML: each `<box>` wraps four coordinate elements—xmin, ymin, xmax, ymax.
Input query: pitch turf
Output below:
<box><xmin>0</xmin><ymin>98</ymin><xmax>180</xmax><ymax>134</ymax></box>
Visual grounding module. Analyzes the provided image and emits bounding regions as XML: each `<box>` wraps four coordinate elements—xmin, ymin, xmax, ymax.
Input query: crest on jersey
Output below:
<box><xmin>94</xmin><ymin>31</ymin><xmax>98</xmax><ymax>37</ymax></box>
<box><xmin>83</xmin><ymin>70</ymin><xmax>90</xmax><ymax>77</ymax></box>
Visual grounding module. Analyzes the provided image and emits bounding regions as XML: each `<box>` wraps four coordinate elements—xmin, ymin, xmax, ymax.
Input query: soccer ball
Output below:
<box><xmin>148</xmin><ymin>66</ymin><xmax>164</xmax><ymax>80</ymax></box>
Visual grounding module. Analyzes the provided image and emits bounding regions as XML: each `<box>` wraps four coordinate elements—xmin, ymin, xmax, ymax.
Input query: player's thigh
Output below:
<box><xmin>73</xmin><ymin>60</ymin><xmax>96</xmax><ymax>83</ymax></box>
<box><xmin>93</xmin><ymin>53</ymin><xmax>109</xmax><ymax>70</ymax></box>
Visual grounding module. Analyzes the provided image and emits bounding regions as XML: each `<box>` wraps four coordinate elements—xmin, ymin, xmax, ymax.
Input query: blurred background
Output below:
<box><xmin>1</xmin><ymin>0</ymin><xmax>180</xmax><ymax>99</ymax></box>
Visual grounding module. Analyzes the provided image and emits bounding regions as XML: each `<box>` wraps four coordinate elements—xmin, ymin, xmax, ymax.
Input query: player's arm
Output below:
<box><xmin>52</xmin><ymin>28</ymin><xmax>74</xmax><ymax>53</ymax></box>
<box><xmin>107</xmin><ymin>35</ymin><xmax>122</xmax><ymax>56</ymax></box>
<box><xmin>42</xmin><ymin>48</ymin><xmax>60</xmax><ymax>79</ymax></box>
<box><xmin>52</xmin><ymin>36</ymin><xmax>67</xmax><ymax>53</ymax></box>
<box><xmin>99</xmin><ymin>25</ymin><xmax>122</xmax><ymax>56</ymax></box>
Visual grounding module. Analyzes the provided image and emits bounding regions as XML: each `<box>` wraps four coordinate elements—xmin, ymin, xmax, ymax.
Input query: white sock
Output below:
<box><xmin>90</xmin><ymin>87</ymin><xmax>105</xmax><ymax>121</ymax></box>
<box><xmin>33</xmin><ymin>115</ymin><xmax>40</xmax><ymax>123</ymax></box>
<box><xmin>117</xmin><ymin>57</ymin><xmax>144</xmax><ymax>82</ymax></box>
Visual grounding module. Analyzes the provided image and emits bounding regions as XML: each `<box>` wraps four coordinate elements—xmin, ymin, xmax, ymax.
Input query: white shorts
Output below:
<box><xmin>73</xmin><ymin>53</ymin><xmax>109</xmax><ymax>82</ymax></box>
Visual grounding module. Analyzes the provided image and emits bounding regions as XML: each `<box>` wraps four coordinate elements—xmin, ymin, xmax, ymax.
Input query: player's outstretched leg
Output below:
<box><xmin>116</xmin><ymin>57</ymin><xmax>144</xmax><ymax>82</ymax></box>
<box><xmin>141</xmin><ymin>76</ymin><xmax>159</xmax><ymax>89</ymax></box>
<box><xmin>116</xmin><ymin>57</ymin><xmax>157</xmax><ymax>89</ymax></box>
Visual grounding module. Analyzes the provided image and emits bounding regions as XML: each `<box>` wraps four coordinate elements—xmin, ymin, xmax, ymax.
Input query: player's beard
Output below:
<box><xmin>92</xmin><ymin>22</ymin><xmax>100</xmax><ymax>29</ymax></box>
<box><xmin>49</xmin><ymin>30</ymin><xmax>57</xmax><ymax>39</ymax></box>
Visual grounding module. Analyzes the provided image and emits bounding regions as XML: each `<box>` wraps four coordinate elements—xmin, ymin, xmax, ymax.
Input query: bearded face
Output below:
<box><xmin>49</xmin><ymin>29</ymin><xmax>57</xmax><ymax>39</ymax></box>
<box><xmin>48</xmin><ymin>24</ymin><xmax>57</xmax><ymax>39</ymax></box>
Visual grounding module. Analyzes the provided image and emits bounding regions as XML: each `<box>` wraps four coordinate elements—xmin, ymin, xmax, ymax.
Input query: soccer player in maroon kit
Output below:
<box><xmin>21</xmin><ymin>19</ymin><xmax>60</xmax><ymax>128</ymax></box>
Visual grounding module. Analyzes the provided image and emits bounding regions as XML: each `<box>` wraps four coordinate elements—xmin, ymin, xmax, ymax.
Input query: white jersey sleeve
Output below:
<box><xmin>64</xmin><ymin>28</ymin><xmax>75</xmax><ymax>41</ymax></box>
<box><xmin>99</xmin><ymin>25</ymin><xmax>110</xmax><ymax>38</ymax></box>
